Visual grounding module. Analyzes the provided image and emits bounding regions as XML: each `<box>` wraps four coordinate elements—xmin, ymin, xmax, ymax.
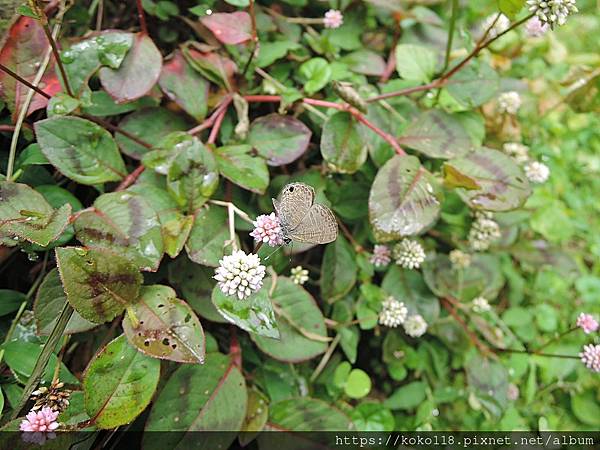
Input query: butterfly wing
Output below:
<box><xmin>288</xmin><ymin>203</ymin><xmax>338</xmax><ymax>244</ymax></box>
<box><xmin>272</xmin><ymin>183</ymin><xmax>315</xmax><ymax>230</ymax></box>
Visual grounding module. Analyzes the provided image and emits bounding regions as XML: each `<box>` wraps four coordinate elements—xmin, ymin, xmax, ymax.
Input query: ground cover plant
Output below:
<box><xmin>0</xmin><ymin>0</ymin><xmax>599</xmax><ymax>447</ymax></box>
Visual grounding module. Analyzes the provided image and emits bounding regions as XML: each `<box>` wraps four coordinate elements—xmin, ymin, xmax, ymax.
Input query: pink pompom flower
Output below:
<box><xmin>579</xmin><ymin>344</ymin><xmax>600</xmax><ymax>373</ymax></box>
<box><xmin>323</xmin><ymin>9</ymin><xmax>343</xmax><ymax>29</ymax></box>
<box><xmin>370</xmin><ymin>244</ymin><xmax>391</xmax><ymax>267</ymax></box>
<box><xmin>576</xmin><ymin>313</ymin><xmax>599</xmax><ymax>334</ymax></box>
<box><xmin>250</xmin><ymin>213</ymin><xmax>284</xmax><ymax>247</ymax></box>
<box><xmin>525</xmin><ymin>16</ymin><xmax>549</xmax><ymax>37</ymax></box>
<box><xmin>20</xmin><ymin>406</ymin><xmax>59</xmax><ymax>432</ymax></box>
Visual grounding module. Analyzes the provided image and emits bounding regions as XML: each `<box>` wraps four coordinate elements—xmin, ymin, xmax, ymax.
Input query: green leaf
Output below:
<box><xmin>344</xmin><ymin>369</ymin><xmax>371</xmax><ymax>399</ymax></box>
<box><xmin>0</xmin><ymin>182</ymin><xmax>71</xmax><ymax>246</ymax></box>
<box><xmin>252</xmin><ymin>278</ymin><xmax>328</xmax><ymax>362</ymax></box>
<box><xmin>299</xmin><ymin>57</ymin><xmax>332</xmax><ymax>94</ymax></box>
<box><xmin>321</xmin><ymin>235</ymin><xmax>358</xmax><ymax>303</ymax></box>
<box><xmin>369</xmin><ymin>155</ymin><xmax>441</xmax><ymax>241</ymax></box>
<box><xmin>341</xmin><ymin>50</ymin><xmax>386</xmax><ymax>77</ymax></box>
<box><xmin>571</xmin><ymin>390</ymin><xmax>600</xmax><ymax>427</ymax></box>
<box><xmin>35</xmin><ymin>116</ymin><xmax>127</xmax><ymax>184</ymax></box>
<box><xmin>350</xmin><ymin>402</ymin><xmax>395</xmax><ymax>432</ymax></box>
<box><xmin>144</xmin><ymin>353</ymin><xmax>247</xmax><ymax>449</ymax></box>
<box><xmin>444</xmin><ymin>148</ymin><xmax>531</xmax><ymax>211</ymax></box>
<box><xmin>266</xmin><ymin>397</ymin><xmax>354</xmax><ymax>431</ymax></box>
<box><xmin>214</xmin><ymin>145</ymin><xmax>269</xmax><ymax>194</ymax></box>
<box><xmin>256</xmin><ymin>40</ymin><xmax>300</xmax><ymax>68</ymax></box>
<box><xmin>82</xmin><ymin>90</ymin><xmax>158</xmax><ymax>117</ymax></box>
<box><xmin>61</xmin><ymin>31</ymin><xmax>133</xmax><ymax>95</ymax></box>
<box><xmin>185</xmin><ymin>205</ymin><xmax>230</xmax><ymax>267</ymax></box>
<box><xmin>83</xmin><ymin>334</ymin><xmax>160</xmax><ymax>429</ymax></box>
<box><xmin>384</xmin><ymin>381</ymin><xmax>427</xmax><ymax>410</ymax></box>
<box><xmin>443</xmin><ymin>164</ymin><xmax>481</xmax><ymax>189</ymax></box>
<box><xmin>382</xmin><ymin>266</ymin><xmax>440</xmax><ymax>323</ymax></box>
<box><xmin>466</xmin><ymin>354</ymin><xmax>508</xmax><ymax>417</ymax></box>
<box><xmin>116</xmin><ymin>107</ymin><xmax>192</xmax><ymax>159</ymax></box>
<box><xmin>55</xmin><ymin>246</ymin><xmax>143</xmax><ymax>323</ymax></box>
<box><xmin>74</xmin><ymin>191</ymin><xmax>164</xmax><ymax>271</ymax></box>
<box><xmin>498</xmin><ymin>0</ymin><xmax>525</xmax><ymax>18</ymax></box>
<box><xmin>224</xmin><ymin>0</ymin><xmax>250</xmax><ymax>6</ymax></box>
<box><xmin>212</xmin><ymin>281</ymin><xmax>279</xmax><ymax>338</ymax></box>
<box><xmin>99</xmin><ymin>32</ymin><xmax>162</xmax><ymax>103</ymax></box>
<box><xmin>395</xmin><ymin>44</ymin><xmax>438</xmax><ymax>82</ymax></box>
<box><xmin>446</xmin><ymin>62</ymin><xmax>500</xmax><ymax>108</ymax></box>
<box><xmin>47</xmin><ymin>93</ymin><xmax>80</xmax><ymax>116</ymax></box>
<box><xmin>159</xmin><ymin>51</ymin><xmax>208</xmax><ymax>121</ymax></box>
<box><xmin>321</xmin><ymin>111</ymin><xmax>368</xmax><ymax>174</ymax></box>
<box><xmin>399</xmin><ymin>110</ymin><xmax>476</xmax><ymax>159</ymax></box>
<box><xmin>240</xmin><ymin>389</ymin><xmax>269</xmax><ymax>445</ymax></box>
<box><xmin>34</xmin><ymin>269</ymin><xmax>97</xmax><ymax>335</ymax></box>
<box><xmin>423</xmin><ymin>253</ymin><xmax>504</xmax><ymax>302</ymax></box>
<box><xmin>0</xmin><ymin>290</ymin><xmax>25</xmax><ymax>316</ymax></box>
<box><xmin>122</xmin><ymin>285</ymin><xmax>205</xmax><ymax>363</ymax></box>
<box><xmin>248</xmin><ymin>113</ymin><xmax>312</xmax><ymax>166</ymax></box>
<box><xmin>15</xmin><ymin>143</ymin><xmax>48</xmax><ymax>168</ymax></box>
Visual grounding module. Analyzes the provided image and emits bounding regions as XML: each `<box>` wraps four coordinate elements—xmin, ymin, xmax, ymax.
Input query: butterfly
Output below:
<box><xmin>272</xmin><ymin>183</ymin><xmax>338</xmax><ymax>245</ymax></box>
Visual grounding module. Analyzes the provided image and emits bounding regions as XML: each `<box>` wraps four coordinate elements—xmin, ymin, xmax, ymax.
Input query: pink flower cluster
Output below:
<box><xmin>577</xmin><ymin>313</ymin><xmax>599</xmax><ymax>334</ymax></box>
<box><xmin>370</xmin><ymin>244</ymin><xmax>391</xmax><ymax>267</ymax></box>
<box><xmin>323</xmin><ymin>9</ymin><xmax>343</xmax><ymax>29</ymax></box>
<box><xmin>525</xmin><ymin>16</ymin><xmax>549</xmax><ymax>37</ymax></box>
<box><xmin>20</xmin><ymin>406</ymin><xmax>59</xmax><ymax>432</ymax></box>
<box><xmin>580</xmin><ymin>344</ymin><xmax>600</xmax><ymax>373</ymax></box>
<box><xmin>250</xmin><ymin>213</ymin><xmax>284</xmax><ymax>247</ymax></box>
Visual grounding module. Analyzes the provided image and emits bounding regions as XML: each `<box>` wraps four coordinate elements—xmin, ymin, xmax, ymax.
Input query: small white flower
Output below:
<box><xmin>579</xmin><ymin>344</ymin><xmax>600</xmax><ymax>373</ymax></box>
<box><xmin>498</xmin><ymin>91</ymin><xmax>522</xmax><ymax>115</ymax></box>
<box><xmin>290</xmin><ymin>265</ymin><xmax>309</xmax><ymax>285</ymax></box>
<box><xmin>214</xmin><ymin>250</ymin><xmax>266</xmax><ymax>300</ymax></box>
<box><xmin>525</xmin><ymin>16</ymin><xmax>549</xmax><ymax>37</ymax></box>
<box><xmin>370</xmin><ymin>244</ymin><xmax>391</xmax><ymax>267</ymax></box>
<box><xmin>379</xmin><ymin>297</ymin><xmax>408</xmax><ymax>328</ymax></box>
<box><xmin>503</xmin><ymin>142</ymin><xmax>530</xmax><ymax>164</ymax></box>
<box><xmin>250</xmin><ymin>213</ymin><xmax>284</xmax><ymax>247</ymax></box>
<box><xmin>472</xmin><ymin>296</ymin><xmax>491</xmax><ymax>313</ymax></box>
<box><xmin>481</xmin><ymin>13</ymin><xmax>510</xmax><ymax>38</ymax></box>
<box><xmin>323</xmin><ymin>9</ymin><xmax>343</xmax><ymax>29</ymax></box>
<box><xmin>526</xmin><ymin>0</ymin><xmax>578</xmax><ymax>28</ymax></box>
<box><xmin>403</xmin><ymin>314</ymin><xmax>428</xmax><ymax>337</ymax></box>
<box><xmin>468</xmin><ymin>212</ymin><xmax>501</xmax><ymax>252</ymax></box>
<box><xmin>524</xmin><ymin>161</ymin><xmax>550</xmax><ymax>183</ymax></box>
<box><xmin>449</xmin><ymin>250</ymin><xmax>471</xmax><ymax>269</ymax></box>
<box><xmin>393</xmin><ymin>239</ymin><xmax>426</xmax><ymax>270</ymax></box>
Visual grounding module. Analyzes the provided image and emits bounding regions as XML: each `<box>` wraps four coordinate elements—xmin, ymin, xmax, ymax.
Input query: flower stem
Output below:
<box><xmin>135</xmin><ymin>0</ymin><xmax>148</xmax><ymax>34</ymax></box>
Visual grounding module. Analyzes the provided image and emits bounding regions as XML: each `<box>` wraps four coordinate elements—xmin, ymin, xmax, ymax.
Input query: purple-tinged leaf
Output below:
<box><xmin>200</xmin><ymin>12</ymin><xmax>252</xmax><ymax>45</ymax></box>
<box><xmin>249</xmin><ymin>114</ymin><xmax>312</xmax><ymax>166</ymax></box>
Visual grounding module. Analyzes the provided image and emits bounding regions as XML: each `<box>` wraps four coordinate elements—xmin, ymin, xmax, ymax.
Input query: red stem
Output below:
<box><xmin>207</xmin><ymin>107</ymin><xmax>227</xmax><ymax>145</ymax></box>
<box><xmin>136</xmin><ymin>0</ymin><xmax>148</xmax><ymax>34</ymax></box>
<box><xmin>187</xmin><ymin>96</ymin><xmax>233</xmax><ymax>135</ymax></box>
<box><xmin>229</xmin><ymin>326</ymin><xmax>242</xmax><ymax>368</ymax></box>
<box><xmin>115</xmin><ymin>165</ymin><xmax>145</xmax><ymax>191</ymax></box>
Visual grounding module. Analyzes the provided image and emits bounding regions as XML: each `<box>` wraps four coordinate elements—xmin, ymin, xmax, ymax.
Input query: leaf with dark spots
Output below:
<box><xmin>74</xmin><ymin>191</ymin><xmax>164</xmax><ymax>271</ymax></box>
<box><xmin>55</xmin><ymin>247</ymin><xmax>142</xmax><ymax>324</ymax></box>
<box><xmin>212</xmin><ymin>280</ymin><xmax>279</xmax><ymax>338</ymax></box>
<box><xmin>99</xmin><ymin>32</ymin><xmax>162</xmax><ymax>103</ymax></box>
<box><xmin>35</xmin><ymin>116</ymin><xmax>127</xmax><ymax>185</ymax></box>
<box><xmin>248</xmin><ymin>114</ymin><xmax>312</xmax><ymax>166</ymax></box>
<box><xmin>159</xmin><ymin>50</ymin><xmax>209</xmax><ymax>121</ymax></box>
<box><xmin>320</xmin><ymin>111</ymin><xmax>368</xmax><ymax>174</ymax></box>
<box><xmin>0</xmin><ymin>16</ymin><xmax>61</xmax><ymax>120</ymax></box>
<box><xmin>34</xmin><ymin>269</ymin><xmax>97</xmax><ymax>335</ymax></box>
<box><xmin>369</xmin><ymin>155</ymin><xmax>441</xmax><ymax>241</ymax></box>
<box><xmin>444</xmin><ymin>148</ymin><xmax>531</xmax><ymax>211</ymax></box>
<box><xmin>200</xmin><ymin>12</ymin><xmax>252</xmax><ymax>45</ymax></box>
<box><xmin>144</xmin><ymin>352</ymin><xmax>247</xmax><ymax>450</ymax></box>
<box><xmin>122</xmin><ymin>285</ymin><xmax>206</xmax><ymax>363</ymax></box>
<box><xmin>398</xmin><ymin>110</ymin><xmax>476</xmax><ymax>159</ymax></box>
<box><xmin>252</xmin><ymin>278</ymin><xmax>328</xmax><ymax>363</ymax></box>
<box><xmin>0</xmin><ymin>182</ymin><xmax>71</xmax><ymax>246</ymax></box>
<box><xmin>83</xmin><ymin>334</ymin><xmax>160</xmax><ymax>429</ymax></box>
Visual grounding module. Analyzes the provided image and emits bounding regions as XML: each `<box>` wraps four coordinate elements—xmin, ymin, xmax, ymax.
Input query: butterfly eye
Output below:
<box><xmin>288</xmin><ymin>186</ymin><xmax>295</xmax><ymax>192</ymax></box>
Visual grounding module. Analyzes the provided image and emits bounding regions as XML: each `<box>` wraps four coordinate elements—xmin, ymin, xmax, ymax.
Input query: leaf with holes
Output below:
<box><xmin>83</xmin><ymin>334</ymin><xmax>160</xmax><ymax>429</ymax></box>
<box><xmin>214</xmin><ymin>145</ymin><xmax>269</xmax><ymax>194</ymax></box>
<box><xmin>398</xmin><ymin>110</ymin><xmax>476</xmax><ymax>159</ymax></box>
<box><xmin>74</xmin><ymin>191</ymin><xmax>164</xmax><ymax>271</ymax></box>
<box><xmin>99</xmin><ymin>32</ymin><xmax>162</xmax><ymax>103</ymax></box>
<box><xmin>321</xmin><ymin>235</ymin><xmax>358</xmax><ymax>303</ymax></box>
<box><xmin>55</xmin><ymin>247</ymin><xmax>142</xmax><ymax>323</ymax></box>
<box><xmin>446</xmin><ymin>62</ymin><xmax>500</xmax><ymax>108</ymax></box>
<box><xmin>0</xmin><ymin>182</ymin><xmax>71</xmax><ymax>246</ymax></box>
<box><xmin>61</xmin><ymin>31</ymin><xmax>133</xmax><ymax>95</ymax></box>
<box><xmin>369</xmin><ymin>155</ymin><xmax>441</xmax><ymax>241</ymax></box>
<box><xmin>423</xmin><ymin>253</ymin><xmax>505</xmax><ymax>302</ymax></box>
<box><xmin>248</xmin><ymin>114</ymin><xmax>312</xmax><ymax>166</ymax></box>
<box><xmin>321</xmin><ymin>111</ymin><xmax>368</xmax><ymax>174</ymax></box>
<box><xmin>212</xmin><ymin>281</ymin><xmax>279</xmax><ymax>338</ymax></box>
<box><xmin>116</xmin><ymin>107</ymin><xmax>192</xmax><ymax>160</ymax></box>
<box><xmin>159</xmin><ymin>50</ymin><xmax>209</xmax><ymax>121</ymax></box>
<box><xmin>34</xmin><ymin>268</ymin><xmax>97</xmax><ymax>335</ymax></box>
<box><xmin>143</xmin><ymin>352</ymin><xmax>246</xmax><ymax>450</ymax></box>
<box><xmin>122</xmin><ymin>285</ymin><xmax>205</xmax><ymax>363</ymax></box>
<box><xmin>200</xmin><ymin>12</ymin><xmax>252</xmax><ymax>45</ymax></box>
<box><xmin>34</xmin><ymin>116</ymin><xmax>127</xmax><ymax>185</ymax></box>
<box><xmin>444</xmin><ymin>148</ymin><xmax>531</xmax><ymax>211</ymax></box>
<box><xmin>252</xmin><ymin>278</ymin><xmax>328</xmax><ymax>363</ymax></box>
<box><xmin>0</xmin><ymin>16</ymin><xmax>61</xmax><ymax>120</ymax></box>
<box><xmin>185</xmin><ymin>205</ymin><xmax>230</xmax><ymax>267</ymax></box>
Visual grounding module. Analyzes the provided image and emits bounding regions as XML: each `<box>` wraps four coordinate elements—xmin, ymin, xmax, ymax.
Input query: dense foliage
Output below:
<box><xmin>0</xmin><ymin>0</ymin><xmax>599</xmax><ymax>444</ymax></box>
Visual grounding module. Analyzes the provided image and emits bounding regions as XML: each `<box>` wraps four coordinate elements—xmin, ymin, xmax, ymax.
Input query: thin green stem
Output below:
<box><xmin>442</xmin><ymin>0</ymin><xmax>459</xmax><ymax>74</ymax></box>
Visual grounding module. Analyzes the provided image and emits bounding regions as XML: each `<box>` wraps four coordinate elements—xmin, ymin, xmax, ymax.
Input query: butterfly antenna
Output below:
<box><xmin>289</xmin><ymin>241</ymin><xmax>294</xmax><ymax>264</ymax></box>
<box><xmin>263</xmin><ymin>245</ymin><xmax>283</xmax><ymax>261</ymax></box>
